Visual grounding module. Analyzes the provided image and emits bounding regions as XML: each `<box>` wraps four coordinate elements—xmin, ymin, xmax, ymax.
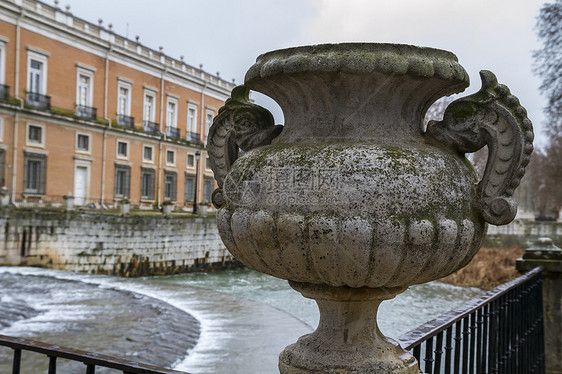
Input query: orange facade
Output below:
<box><xmin>0</xmin><ymin>0</ymin><xmax>233</xmax><ymax>209</ymax></box>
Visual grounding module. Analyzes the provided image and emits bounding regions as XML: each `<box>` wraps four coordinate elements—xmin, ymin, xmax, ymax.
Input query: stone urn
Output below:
<box><xmin>208</xmin><ymin>43</ymin><xmax>533</xmax><ymax>373</ymax></box>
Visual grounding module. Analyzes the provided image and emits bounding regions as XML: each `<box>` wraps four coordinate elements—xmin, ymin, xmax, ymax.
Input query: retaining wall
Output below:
<box><xmin>485</xmin><ymin>219</ymin><xmax>562</xmax><ymax>248</ymax></box>
<box><xmin>0</xmin><ymin>208</ymin><xmax>240</xmax><ymax>276</ymax></box>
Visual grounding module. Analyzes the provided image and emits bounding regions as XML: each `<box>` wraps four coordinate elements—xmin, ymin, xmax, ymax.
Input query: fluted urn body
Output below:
<box><xmin>208</xmin><ymin>43</ymin><xmax>533</xmax><ymax>373</ymax></box>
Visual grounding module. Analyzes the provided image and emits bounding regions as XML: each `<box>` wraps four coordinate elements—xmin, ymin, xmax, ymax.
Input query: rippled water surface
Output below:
<box><xmin>0</xmin><ymin>267</ymin><xmax>481</xmax><ymax>373</ymax></box>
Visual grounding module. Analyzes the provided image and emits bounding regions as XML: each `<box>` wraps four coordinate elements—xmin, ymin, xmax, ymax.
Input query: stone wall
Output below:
<box><xmin>485</xmin><ymin>219</ymin><xmax>562</xmax><ymax>248</ymax></box>
<box><xmin>0</xmin><ymin>208</ymin><xmax>240</xmax><ymax>276</ymax></box>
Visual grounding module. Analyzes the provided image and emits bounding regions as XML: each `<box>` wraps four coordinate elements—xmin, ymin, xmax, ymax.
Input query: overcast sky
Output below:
<box><xmin>65</xmin><ymin>0</ymin><xmax>548</xmax><ymax>144</ymax></box>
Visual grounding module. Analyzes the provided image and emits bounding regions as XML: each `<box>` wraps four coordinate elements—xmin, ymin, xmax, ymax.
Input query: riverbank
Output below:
<box><xmin>439</xmin><ymin>246</ymin><xmax>524</xmax><ymax>290</ymax></box>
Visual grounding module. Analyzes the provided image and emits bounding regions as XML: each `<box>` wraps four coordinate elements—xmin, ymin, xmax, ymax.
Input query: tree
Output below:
<box><xmin>534</xmin><ymin>0</ymin><xmax>562</xmax><ymax>136</ymax></box>
<box><xmin>533</xmin><ymin>0</ymin><xmax>562</xmax><ymax>218</ymax></box>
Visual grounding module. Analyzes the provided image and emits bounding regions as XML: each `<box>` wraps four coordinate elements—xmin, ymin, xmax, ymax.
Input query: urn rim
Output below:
<box><xmin>245</xmin><ymin>42</ymin><xmax>470</xmax><ymax>86</ymax></box>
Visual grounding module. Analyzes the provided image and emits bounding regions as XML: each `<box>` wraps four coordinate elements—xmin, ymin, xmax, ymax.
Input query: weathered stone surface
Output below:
<box><xmin>209</xmin><ymin>43</ymin><xmax>534</xmax><ymax>373</ymax></box>
<box><xmin>0</xmin><ymin>208</ymin><xmax>239</xmax><ymax>276</ymax></box>
<box><xmin>279</xmin><ymin>283</ymin><xmax>419</xmax><ymax>374</ymax></box>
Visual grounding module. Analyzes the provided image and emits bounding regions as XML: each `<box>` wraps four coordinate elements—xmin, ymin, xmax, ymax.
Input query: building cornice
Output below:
<box><xmin>0</xmin><ymin>0</ymin><xmax>234</xmax><ymax>100</ymax></box>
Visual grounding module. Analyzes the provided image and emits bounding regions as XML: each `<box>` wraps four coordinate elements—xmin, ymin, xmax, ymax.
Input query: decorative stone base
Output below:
<box><xmin>279</xmin><ymin>335</ymin><xmax>419</xmax><ymax>374</ymax></box>
<box><xmin>279</xmin><ymin>282</ymin><xmax>420</xmax><ymax>374</ymax></box>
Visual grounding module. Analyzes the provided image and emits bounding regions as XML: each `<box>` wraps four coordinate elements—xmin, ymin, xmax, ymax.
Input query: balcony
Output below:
<box><xmin>186</xmin><ymin>131</ymin><xmax>202</xmax><ymax>143</ymax></box>
<box><xmin>166</xmin><ymin>126</ymin><xmax>181</xmax><ymax>139</ymax></box>
<box><xmin>143</xmin><ymin>120</ymin><xmax>160</xmax><ymax>134</ymax></box>
<box><xmin>26</xmin><ymin>91</ymin><xmax>51</xmax><ymax>110</ymax></box>
<box><xmin>75</xmin><ymin>104</ymin><xmax>97</xmax><ymax>120</ymax></box>
<box><xmin>0</xmin><ymin>84</ymin><xmax>9</xmax><ymax>100</ymax></box>
<box><xmin>116</xmin><ymin>114</ymin><xmax>135</xmax><ymax>128</ymax></box>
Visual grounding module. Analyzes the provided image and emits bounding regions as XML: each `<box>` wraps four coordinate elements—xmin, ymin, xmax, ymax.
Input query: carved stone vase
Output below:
<box><xmin>208</xmin><ymin>43</ymin><xmax>533</xmax><ymax>373</ymax></box>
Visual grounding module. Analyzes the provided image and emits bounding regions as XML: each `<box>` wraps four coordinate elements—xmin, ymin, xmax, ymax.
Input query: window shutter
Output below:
<box><xmin>172</xmin><ymin>173</ymin><xmax>177</xmax><ymax>201</ymax></box>
<box><xmin>39</xmin><ymin>155</ymin><xmax>47</xmax><ymax>194</ymax></box>
<box><xmin>23</xmin><ymin>159</ymin><xmax>29</xmax><ymax>191</ymax></box>
<box><xmin>149</xmin><ymin>171</ymin><xmax>155</xmax><ymax>200</ymax></box>
<box><xmin>114</xmin><ymin>168</ymin><xmax>120</xmax><ymax>197</ymax></box>
<box><xmin>185</xmin><ymin>174</ymin><xmax>194</xmax><ymax>202</ymax></box>
<box><xmin>124</xmin><ymin>167</ymin><xmax>131</xmax><ymax>198</ymax></box>
<box><xmin>0</xmin><ymin>150</ymin><xmax>5</xmax><ymax>186</ymax></box>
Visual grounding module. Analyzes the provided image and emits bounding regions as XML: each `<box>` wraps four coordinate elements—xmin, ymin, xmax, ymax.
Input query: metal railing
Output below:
<box><xmin>116</xmin><ymin>114</ymin><xmax>135</xmax><ymax>128</ymax></box>
<box><xmin>0</xmin><ymin>84</ymin><xmax>9</xmax><ymax>100</ymax></box>
<box><xmin>0</xmin><ymin>334</ymin><xmax>190</xmax><ymax>374</ymax></box>
<box><xmin>186</xmin><ymin>131</ymin><xmax>201</xmax><ymax>143</ymax></box>
<box><xmin>75</xmin><ymin>104</ymin><xmax>98</xmax><ymax>120</ymax></box>
<box><xmin>166</xmin><ymin>126</ymin><xmax>181</xmax><ymax>139</ymax></box>
<box><xmin>143</xmin><ymin>120</ymin><xmax>160</xmax><ymax>134</ymax></box>
<box><xmin>26</xmin><ymin>91</ymin><xmax>51</xmax><ymax>110</ymax></box>
<box><xmin>399</xmin><ymin>266</ymin><xmax>545</xmax><ymax>374</ymax></box>
<box><xmin>14</xmin><ymin>194</ymin><xmax>65</xmax><ymax>208</ymax></box>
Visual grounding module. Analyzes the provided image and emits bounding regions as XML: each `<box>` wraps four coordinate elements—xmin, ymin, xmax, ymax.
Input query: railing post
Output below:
<box><xmin>12</xmin><ymin>349</ymin><xmax>21</xmax><ymax>374</ymax></box>
<box><xmin>48</xmin><ymin>356</ymin><xmax>56</xmax><ymax>374</ymax></box>
<box><xmin>517</xmin><ymin>237</ymin><xmax>562</xmax><ymax>374</ymax></box>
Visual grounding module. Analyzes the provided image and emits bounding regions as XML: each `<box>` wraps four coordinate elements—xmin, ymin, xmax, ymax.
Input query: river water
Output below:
<box><xmin>0</xmin><ymin>267</ymin><xmax>481</xmax><ymax>373</ymax></box>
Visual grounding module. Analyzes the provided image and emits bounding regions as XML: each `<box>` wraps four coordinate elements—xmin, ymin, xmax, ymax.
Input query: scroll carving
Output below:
<box><xmin>208</xmin><ymin>85</ymin><xmax>283</xmax><ymax>208</ymax></box>
<box><xmin>426</xmin><ymin>70</ymin><xmax>534</xmax><ymax>225</ymax></box>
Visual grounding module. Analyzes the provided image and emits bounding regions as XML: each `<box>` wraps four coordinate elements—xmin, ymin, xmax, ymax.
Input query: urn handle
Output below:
<box><xmin>425</xmin><ymin>70</ymin><xmax>534</xmax><ymax>225</ymax></box>
<box><xmin>207</xmin><ymin>85</ymin><xmax>283</xmax><ymax>208</ymax></box>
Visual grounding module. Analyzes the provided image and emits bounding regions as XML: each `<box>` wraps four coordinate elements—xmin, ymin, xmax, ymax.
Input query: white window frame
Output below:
<box><xmin>116</xmin><ymin>139</ymin><xmax>129</xmax><ymax>160</ymax></box>
<box><xmin>184</xmin><ymin>173</ymin><xmax>196</xmax><ymax>203</ymax></box>
<box><xmin>166</xmin><ymin>148</ymin><xmax>176</xmax><ymax>167</ymax></box>
<box><xmin>76</xmin><ymin>67</ymin><xmax>94</xmax><ymax>107</ymax></box>
<box><xmin>75</xmin><ymin>131</ymin><xmax>91</xmax><ymax>154</ymax></box>
<box><xmin>0</xmin><ymin>117</ymin><xmax>4</xmax><ymax>143</ymax></box>
<box><xmin>143</xmin><ymin>144</ymin><xmax>155</xmax><ymax>163</ymax></box>
<box><xmin>166</xmin><ymin>96</ymin><xmax>178</xmax><ymax>128</ymax></box>
<box><xmin>164</xmin><ymin>170</ymin><xmax>177</xmax><ymax>202</ymax></box>
<box><xmin>27</xmin><ymin>50</ymin><xmax>48</xmax><ymax>95</ymax></box>
<box><xmin>187</xmin><ymin>103</ymin><xmax>198</xmax><ymax>134</ymax></box>
<box><xmin>117</xmin><ymin>79</ymin><xmax>132</xmax><ymax>116</ymax></box>
<box><xmin>205</xmin><ymin>156</ymin><xmax>212</xmax><ymax>170</ymax></box>
<box><xmin>143</xmin><ymin>90</ymin><xmax>156</xmax><ymax>122</ymax></box>
<box><xmin>114</xmin><ymin>164</ymin><xmax>131</xmax><ymax>199</ymax></box>
<box><xmin>24</xmin><ymin>151</ymin><xmax>47</xmax><ymax>195</ymax></box>
<box><xmin>26</xmin><ymin>122</ymin><xmax>45</xmax><ymax>148</ymax></box>
<box><xmin>204</xmin><ymin>108</ymin><xmax>215</xmax><ymax>144</ymax></box>
<box><xmin>140</xmin><ymin>167</ymin><xmax>156</xmax><ymax>201</ymax></box>
<box><xmin>0</xmin><ymin>38</ymin><xmax>6</xmax><ymax>85</ymax></box>
<box><xmin>186</xmin><ymin>152</ymin><xmax>195</xmax><ymax>169</ymax></box>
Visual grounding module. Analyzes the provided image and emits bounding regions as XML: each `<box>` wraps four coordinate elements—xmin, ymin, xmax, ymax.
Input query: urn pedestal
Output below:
<box><xmin>208</xmin><ymin>43</ymin><xmax>533</xmax><ymax>373</ymax></box>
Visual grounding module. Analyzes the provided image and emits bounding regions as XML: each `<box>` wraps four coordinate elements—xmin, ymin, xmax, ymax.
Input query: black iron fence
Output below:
<box><xmin>75</xmin><ymin>104</ymin><xmax>98</xmax><ymax>120</ymax></box>
<box><xmin>0</xmin><ymin>267</ymin><xmax>547</xmax><ymax>372</ymax></box>
<box><xmin>166</xmin><ymin>126</ymin><xmax>181</xmax><ymax>139</ymax></box>
<box><xmin>26</xmin><ymin>91</ymin><xmax>51</xmax><ymax>110</ymax></box>
<box><xmin>13</xmin><ymin>194</ymin><xmax>66</xmax><ymax>207</ymax></box>
<box><xmin>116</xmin><ymin>114</ymin><xmax>135</xmax><ymax>128</ymax></box>
<box><xmin>399</xmin><ymin>266</ymin><xmax>545</xmax><ymax>374</ymax></box>
<box><xmin>0</xmin><ymin>84</ymin><xmax>9</xmax><ymax>100</ymax></box>
<box><xmin>186</xmin><ymin>131</ymin><xmax>201</xmax><ymax>143</ymax></box>
<box><xmin>143</xmin><ymin>120</ymin><xmax>160</xmax><ymax>134</ymax></box>
<box><xmin>0</xmin><ymin>334</ymin><xmax>189</xmax><ymax>374</ymax></box>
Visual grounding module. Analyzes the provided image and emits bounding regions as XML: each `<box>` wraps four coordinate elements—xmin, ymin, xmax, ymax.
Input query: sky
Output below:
<box><xmin>64</xmin><ymin>0</ymin><xmax>549</xmax><ymax>145</ymax></box>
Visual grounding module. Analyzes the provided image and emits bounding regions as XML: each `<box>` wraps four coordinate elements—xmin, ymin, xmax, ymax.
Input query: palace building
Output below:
<box><xmin>0</xmin><ymin>0</ymin><xmax>234</xmax><ymax>209</ymax></box>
